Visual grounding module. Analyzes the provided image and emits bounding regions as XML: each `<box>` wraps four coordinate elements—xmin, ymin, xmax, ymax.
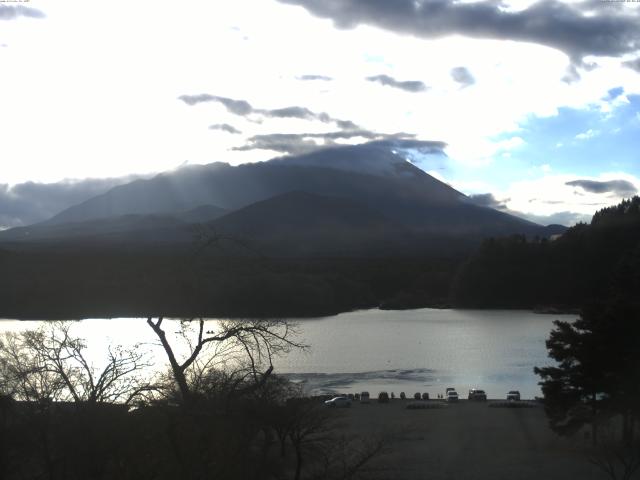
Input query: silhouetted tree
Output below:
<box><xmin>146</xmin><ymin>317</ymin><xmax>305</xmax><ymax>406</ymax></box>
<box><xmin>535</xmin><ymin>298</ymin><xmax>640</xmax><ymax>476</ymax></box>
<box><xmin>0</xmin><ymin>322</ymin><xmax>153</xmax><ymax>404</ymax></box>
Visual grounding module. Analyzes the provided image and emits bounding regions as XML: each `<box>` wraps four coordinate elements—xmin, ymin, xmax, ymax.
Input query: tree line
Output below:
<box><xmin>452</xmin><ymin>196</ymin><xmax>640</xmax><ymax>309</ymax></box>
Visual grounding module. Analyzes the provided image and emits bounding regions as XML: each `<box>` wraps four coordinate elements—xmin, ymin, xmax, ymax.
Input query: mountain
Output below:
<box><xmin>0</xmin><ymin>204</ymin><xmax>226</xmax><ymax>246</ymax></box>
<box><xmin>44</xmin><ymin>144</ymin><xmax>466</xmax><ymax>226</ymax></box>
<box><xmin>209</xmin><ymin>190</ymin><xmax>417</xmax><ymax>256</ymax></box>
<box><xmin>0</xmin><ymin>142</ymin><xmax>565</xmax><ymax>255</ymax></box>
<box><xmin>40</xmin><ymin>142</ymin><xmax>555</xmax><ymax>233</ymax></box>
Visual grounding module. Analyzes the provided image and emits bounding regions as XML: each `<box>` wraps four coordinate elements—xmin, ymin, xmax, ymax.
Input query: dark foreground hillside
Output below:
<box><xmin>0</xmin><ymin>398</ymin><xmax>603</xmax><ymax>480</ymax></box>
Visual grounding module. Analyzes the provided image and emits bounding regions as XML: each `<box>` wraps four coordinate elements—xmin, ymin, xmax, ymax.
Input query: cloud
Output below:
<box><xmin>565</xmin><ymin>179</ymin><xmax>638</xmax><ymax>196</ymax></box>
<box><xmin>365</xmin><ymin>74</ymin><xmax>427</xmax><ymax>92</ymax></box>
<box><xmin>277</xmin><ymin>0</ymin><xmax>640</xmax><ymax>64</ymax></box>
<box><xmin>623</xmin><ymin>58</ymin><xmax>640</xmax><ymax>72</ymax></box>
<box><xmin>0</xmin><ymin>4</ymin><xmax>45</xmax><ymax>20</ymax></box>
<box><xmin>297</xmin><ymin>74</ymin><xmax>333</xmax><ymax>81</ymax></box>
<box><xmin>574</xmin><ymin>128</ymin><xmax>599</xmax><ymax>140</ymax></box>
<box><xmin>208</xmin><ymin>123</ymin><xmax>241</xmax><ymax>134</ymax></box>
<box><xmin>262</xmin><ymin>106</ymin><xmax>329</xmax><ymax>121</ymax></box>
<box><xmin>468</xmin><ymin>193</ymin><xmax>509</xmax><ymax>210</ymax></box>
<box><xmin>450</xmin><ymin>67</ymin><xmax>475</xmax><ymax>87</ymax></box>
<box><xmin>467</xmin><ymin>192</ymin><xmax>587</xmax><ymax>226</ymax></box>
<box><xmin>178</xmin><ymin>94</ymin><xmax>253</xmax><ymax>115</ymax></box>
<box><xmin>233</xmin><ymin>130</ymin><xmax>425</xmax><ymax>155</ymax></box>
<box><xmin>178</xmin><ymin>93</ymin><xmax>358</xmax><ymax>129</ymax></box>
<box><xmin>521</xmin><ymin>210</ymin><xmax>590</xmax><ymax>227</ymax></box>
<box><xmin>0</xmin><ymin>176</ymin><xmax>142</xmax><ymax>229</ymax></box>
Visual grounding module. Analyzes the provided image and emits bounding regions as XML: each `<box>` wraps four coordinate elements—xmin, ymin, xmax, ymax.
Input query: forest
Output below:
<box><xmin>452</xmin><ymin>196</ymin><xmax>640</xmax><ymax>309</ymax></box>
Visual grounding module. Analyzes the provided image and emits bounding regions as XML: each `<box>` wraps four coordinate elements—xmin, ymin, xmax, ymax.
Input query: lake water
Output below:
<box><xmin>0</xmin><ymin>309</ymin><xmax>576</xmax><ymax>400</ymax></box>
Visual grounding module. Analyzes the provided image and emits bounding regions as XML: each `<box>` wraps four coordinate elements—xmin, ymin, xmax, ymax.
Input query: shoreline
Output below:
<box><xmin>1</xmin><ymin>305</ymin><xmax>581</xmax><ymax>322</ymax></box>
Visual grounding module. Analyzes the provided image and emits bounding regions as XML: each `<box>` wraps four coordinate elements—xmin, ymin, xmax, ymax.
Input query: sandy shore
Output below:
<box><xmin>327</xmin><ymin>399</ymin><xmax>602</xmax><ymax>480</ymax></box>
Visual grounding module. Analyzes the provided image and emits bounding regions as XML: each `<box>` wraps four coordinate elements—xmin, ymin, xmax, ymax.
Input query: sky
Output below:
<box><xmin>1</xmin><ymin>0</ymin><xmax>639</xmax><ymax>228</ymax></box>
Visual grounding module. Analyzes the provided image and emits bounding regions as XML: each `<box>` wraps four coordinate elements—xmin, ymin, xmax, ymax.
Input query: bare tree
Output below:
<box><xmin>0</xmin><ymin>322</ymin><xmax>154</xmax><ymax>405</ymax></box>
<box><xmin>146</xmin><ymin>317</ymin><xmax>305</xmax><ymax>405</ymax></box>
<box><xmin>0</xmin><ymin>330</ymin><xmax>67</xmax><ymax>402</ymax></box>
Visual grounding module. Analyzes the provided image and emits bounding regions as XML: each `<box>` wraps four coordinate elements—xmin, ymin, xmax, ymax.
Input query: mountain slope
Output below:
<box><xmin>41</xmin><ymin>142</ymin><xmax>556</xmax><ymax>240</ymax></box>
<box><xmin>209</xmin><ymin>191</ymin><xmax>416</xmax><ymax>256</ymax></box>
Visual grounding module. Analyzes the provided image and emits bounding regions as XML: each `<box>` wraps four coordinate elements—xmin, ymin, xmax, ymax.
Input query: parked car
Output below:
<box><xmin>378</xmin><ymin>392</ymin><xmax>390</xmax><ymax>403</ymax></box>
<box><xmin>507</xmin><ymin>390</ymin><xmax>521</xmax><ymax>401</ymax></box>
<box><xmin>360</xmin><ymin>392</ymin><xmax>370</xmax><ymax>403</ymax></box>
<box><xmin>445</xmin><ymin>387</ymin><xmax>455</xmax><ymax>397</ymax></box>
<box><xmin>324</xmin><ymin>396</ymin><xmax>352</xmax><ymax>408</ymax></box>
<box><xmin>468</xmin><ymin>389</ymin><xmax>487</xmax><ymax>401</ymax></box>
<box><xmin>446</xmin><ymin>390</ymin><xmax>459</xmax><ymax>402</ymax></box>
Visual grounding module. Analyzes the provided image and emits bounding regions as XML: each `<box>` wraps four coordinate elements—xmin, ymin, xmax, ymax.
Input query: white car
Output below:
<box><xmin>324</xmin><ymin>396</ymin><xmax>352</xmax><ymax>408</ymax></box>
<box><xmin>446</xmin><ymin>391</ymin><xmax>459</xmax><ymax>402</ymax></box>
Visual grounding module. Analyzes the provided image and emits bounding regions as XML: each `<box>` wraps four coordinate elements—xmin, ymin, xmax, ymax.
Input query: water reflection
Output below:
<box><xmin>0</xmin><ymin>309</ymin><xmax>576</xmax><ymax>399</ymax></box>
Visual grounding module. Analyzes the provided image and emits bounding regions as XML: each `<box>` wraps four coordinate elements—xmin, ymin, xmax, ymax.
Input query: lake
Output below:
<box><xmin>0</xmin><ymin>308</ymin><xmax>576</xmax><ymax>399</ymax></box>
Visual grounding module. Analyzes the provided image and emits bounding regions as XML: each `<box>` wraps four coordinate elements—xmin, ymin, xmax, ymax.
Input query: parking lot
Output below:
<box><xmin>328</xmin><ymin>399</ymin><xmax>601</xmax><ymax>480</ymax></box>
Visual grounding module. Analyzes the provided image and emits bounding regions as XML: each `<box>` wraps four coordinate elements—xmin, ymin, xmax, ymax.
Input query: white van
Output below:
<box><xmin>360</xmin><ymin>391</ymin><xmax>370</xmax><ymax>403</ymax></box>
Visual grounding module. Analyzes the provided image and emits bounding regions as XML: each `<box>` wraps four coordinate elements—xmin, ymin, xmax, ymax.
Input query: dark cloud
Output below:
<box><xmin>277</xmin><ymin>0</ymin><xmax>640</xmax><ymax>64</ymax></box>
<box><xmin>233</xmin><ymin>130</ymin><xmax>421</xmax><ymax>155</ymax></box>
<box><xmin>365</xmin><ymin>74</ymin><xmax>427</xmax><ymax>92</ymax></box>
<box><xmin>297</xmin><ymin>74</ymin><xmax>333</xmax><ymax>81</ymax></box>
<box><xmin>468</xmin><ymin>192</ymin><xmax>587</xmax><ymax>226</ymax></box>
<box><xmin>0</xmin><ymin>4</ymin><xmax>45</xmax><ymax>20</ymax></box>
<box><xmin>623</xmin><ymin>58</ymin><xmax>640</xmax><ymax>72</ymax></box>
<box><xmin>0</xmin><ymin>176</ymin><xmax>141</xmax><ymax>229</ymax></box>
<box><xmin>179</xmin><ymin>93</ymin><xmax>359</xmax><ymax>129</ymax></box>
<box><xmin>261</xmin><ymin>106</ymin><xmax>329</xmax><ymax>121</ymax></box>
<box><xmin>561</xmin><ymin>64</ymin><xmax>581</xmax><ymax>83</ymax></box>
<box><xmin>335</xmin><ymin>119</ymin><xmax>359</xmax><ymax>130</ymax></box>
<box><xmin>566</xmin><ymin>179</ymin><xmax>638</xmax><ymax>196</ymax></box>
<box><xmin>450</xmin><ymin>67</ymin><xmax>475</xmax><ymax>87</ymax></box>
<box><xmin>178</xmin><ymin>94</ymin><xmax>253</xmax><ymax>115</ymax></box>
<box><xmin>208</xmin><ymin>123</ymin><xmax>241</xmax><ymax>134</ymax></box>
<box><xmin>468</xmin><ymin>193</ymin><xmax>508</xmax><ymax>210</ymax></box>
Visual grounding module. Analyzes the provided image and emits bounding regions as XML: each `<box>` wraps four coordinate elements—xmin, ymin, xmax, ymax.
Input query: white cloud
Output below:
<box><xmin>499</xmin><ymin>172</ymin><xmax>640</xmax><ymax>223</ymax></box>
<box><xmin>0</xmin><ymin>0</ymin><xmax>639</xmax><ymax>184</ymax></box>
<box><xmin>575</xmin><ymin>129</ymin><xmax>599</xmax><ymax>140</ymax></box>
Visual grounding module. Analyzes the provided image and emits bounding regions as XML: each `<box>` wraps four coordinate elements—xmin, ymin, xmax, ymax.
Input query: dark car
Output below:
<box><xmin>378</xmin><ymin>392</ymin><xmax>390</xmax><ymax>403</ymax></box>
<box><xmin>468</xmin><ymin>389</ymin><xmax>487</xmax><ymax>401</ymax></box>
